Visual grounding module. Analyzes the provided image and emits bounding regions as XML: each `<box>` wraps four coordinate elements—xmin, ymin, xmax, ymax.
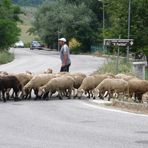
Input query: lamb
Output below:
<box><xmin>77</xmin><ymin>74</ymin><xmax>114</xmax><ymax>99</ymax></box>
<box><xmin>0</xmin><ymin>75</ymin><xmax>22</xmax><ymax>102</ymax></box>
<box><xmin>38</xmin><ymin>76</ymin><xmax>75</xmax><ymax>100</ymax></box>
<box><xmin>128</xmin><ymin>78</ymin><xmax>148</xmax><ymax>102</ymax></box>
<box><xmin>93</xmin><ymin>78</ymin><xmax>129</xmax><ymax>101</ymax></box>
<box><xmin>23</xmin><ymin>74</ymin><xmax>56</xmax><ymax>99</ymax></box>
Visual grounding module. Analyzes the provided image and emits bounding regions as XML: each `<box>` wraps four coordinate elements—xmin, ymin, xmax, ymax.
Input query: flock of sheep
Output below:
<box><xmin>0</xmin><ymin>68</ymin><xmax>148</xmax><ymax>103</ymax></box>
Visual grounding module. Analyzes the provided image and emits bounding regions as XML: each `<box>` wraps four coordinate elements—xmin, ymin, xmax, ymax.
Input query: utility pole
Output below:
<box><xmin>58</xmin><ymin>27</ymin><xmax>60</xmax><ymax>51</ymax></box>
<box><xmin>98</xmin><ymin>0</ymin><xmax>105</xmax><ymax>52</ymax></box>
<box><xmin>127</xmin><ymin>0</ymin><xmax>131</xmax><ymax>62</ymax></box>
<box><xmin>102</xmin><ymin>0</ymin><xmax>105</xmax><ymax>52</ymax></box>
<box><xmin>116</xmin><ymin>35</ymin><xmax>121</xmax><ymax>74</ymax></box>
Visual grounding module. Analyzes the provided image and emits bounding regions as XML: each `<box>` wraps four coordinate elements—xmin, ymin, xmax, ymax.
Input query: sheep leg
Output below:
<box><xmin>99</xmin><ymin>93</ymin><xmax>104</xmax><ymax>100</ymax></box>
<box><xmin>13</xmin><ymin>90</ymin><xmax>20</xmax><ymax>101</ymax></box>
<box><xmin>2</xmin><ymin>90</ymin><xmax>6</xmax><ymax>102</ymax></box>
<box><xmin>135</xmin><ymin>93</ymin><xmax>143</xmax><ymax>103</ymax></box>
<box><xmin>67</xmin><ymin>89</ymin><xmax>71</xmax><ymax>99</ymax></box>
<box><xmin>42</xmin><ymin>91</ymin><xmax>49</xmax><ymax>100</ymax></box>
<box><xmin>108</xmin><ymin>91</ymin><xmax>112</xmax><ymax>101</ymax></box>
<box><xmin>58</xmin><ymin>91</ymin><xmax>63</xmax><ymax>100</ymax></box>
<box><xmin>34</xmin><ymin>89</ymin><xmax>41</xmax><ymax>100</ymax></box>
<box><xmin>87</xmin><ymin>91</ymin><xmax>91</xmax><ymax>98</ymax></box>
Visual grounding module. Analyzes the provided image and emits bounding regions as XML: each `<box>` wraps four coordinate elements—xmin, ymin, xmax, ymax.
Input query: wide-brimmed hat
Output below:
<box><xmin>58</xmin><ymin>38</ymin><xmax>66</xmax><ymax>42</ymax></box>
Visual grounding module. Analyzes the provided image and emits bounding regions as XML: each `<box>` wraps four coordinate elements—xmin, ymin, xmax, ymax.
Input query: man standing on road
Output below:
<box><xmin>58</xmin><ymin>38</ymin><xmax>71</xmax><ymax>72</ymax></box>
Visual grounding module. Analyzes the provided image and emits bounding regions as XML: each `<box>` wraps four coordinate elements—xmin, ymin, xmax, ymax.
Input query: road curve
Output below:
<box><xmin>0</xmin><ymin>48</ymin><xmax>106</xmax><ymax>74</ymax></box>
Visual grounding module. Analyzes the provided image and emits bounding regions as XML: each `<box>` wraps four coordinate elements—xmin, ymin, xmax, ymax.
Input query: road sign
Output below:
<box><xmin>104</xmin><ymin>39</ymin><xmax>133</xmax><ymax>46</ymax></box>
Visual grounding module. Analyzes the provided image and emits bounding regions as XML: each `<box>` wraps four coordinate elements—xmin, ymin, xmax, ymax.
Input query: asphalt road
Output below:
<box><xmin>0</xmin><ymin>48</ymin><xmax>148</xmax><ymax>148</ymax></box>
<box><xmin>0</xmin><ymin>48</ymin><xmax>106</xmax><ymax>74</ymax></box>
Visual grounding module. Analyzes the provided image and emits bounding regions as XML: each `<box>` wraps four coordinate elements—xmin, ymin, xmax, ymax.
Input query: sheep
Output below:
<box><xmin>0</xmin><ymin>71</ymin><xmax>8</xmax><ymax>76</ymax></box>
<box><xmin>15</xmin><ymin>73</ymin><xmax>33</xmax><ymax>87</ymax></box>
<box><xmin>43</xmin><ymin>68</ymin><xmax>53</xmax><ymax>74</ymax></box>
<box><xmin>128</xmin><ymin>78</ymin><xmax>148</xmax><ymax>102</ymax></box>
<box><xmin>93</xmin><ymin>78</ymin><xmax>129</xmax><ymax>101</ymax></box>
<box><xmin>5</xmin><ymin>72</ymin><xmax>33</xmax><ymax>100</ymax></box>
<box><xmin>77</xmin><ymin>74</ymin><xmax>114</xmax><ymax>99</ymax></box>
<box><xmin>115</xmin><ymin>73</ymin><xmax>137</xmax><ymax>81</ymax></box>
<box><xmin>0</xmin><ymin>75</ymin><xmax>22</xmax><ymax>102</ymax></box>
<box><xmin>23</xmin><ymin>74</ymin><xmax>56</xmax><ymax>100</ymax></box>
<box><xmin>38</xmin><ymin>76</ymin><xmax>75</xmax><ymax>100</ymax></box>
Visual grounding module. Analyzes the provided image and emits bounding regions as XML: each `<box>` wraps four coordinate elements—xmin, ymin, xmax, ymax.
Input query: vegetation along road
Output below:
<box><xmin>0</xmin><ymin>48</ymin><xmax>148</xmax><ymax>148</ymax></box>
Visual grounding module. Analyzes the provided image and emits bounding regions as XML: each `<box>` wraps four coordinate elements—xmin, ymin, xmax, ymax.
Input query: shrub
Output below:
<box><xmin>69</xmin><ymin>38</ymin><xmax>81</xmax><ymax>54</ymax></box>
<box><xmin>97</xmin><ymin>58</ymin><xmax>132</xmax><ymax>75</ymax></box>
<box><xmin>0</xmin><ymin>50</ymin><xmax>14</xmax><ymax>64</ymax></box>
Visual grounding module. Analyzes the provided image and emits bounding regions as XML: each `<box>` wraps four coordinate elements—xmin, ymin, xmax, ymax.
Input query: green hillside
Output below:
<box><xmin>18</xmin><ymin>7</ymin><xmax>39</xmax><ymax>44</ymax></box>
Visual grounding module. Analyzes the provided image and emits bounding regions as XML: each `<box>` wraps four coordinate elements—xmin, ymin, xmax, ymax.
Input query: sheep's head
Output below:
<box><xmin>22</xmin><ymin>87</ymin><xmax>30</xmax><ymax>96</ymax></box>
<box><xmin>38</xmin><ymin>88</ymin><xmax>45</xmax><ymax>96</ymax></box>
<box><xmin>92</xmin><ymin>88</ymin><xmax>99</xmax><ymax>99</ymax></box>
<box><xmin>77</xmin><ymin>89</ymin><xmax>84</xmax><ymax>99</ymax></box>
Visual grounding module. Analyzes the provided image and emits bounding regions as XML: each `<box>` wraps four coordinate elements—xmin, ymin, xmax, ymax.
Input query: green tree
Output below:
<box><xmin>31</xmin><ymin>0</ymin><xmax>100</xmax><ymax>51</ymax></box>
<box><xmin>0</xmin><ymin>19</ymin><xmax>20</xmax><ymax>50</ymax></box>
<box><xmin>0</xmin><ymin>0</ymin><xmax>21</xmax><ymax>50</ymax></box>
<box><xmin>105</xmin><ymin>0</ymin><xmax>148</xmax><ymax>53</ymax></box>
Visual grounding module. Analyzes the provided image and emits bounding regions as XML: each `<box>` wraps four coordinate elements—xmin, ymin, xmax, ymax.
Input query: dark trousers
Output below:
<box><xmin>60</xmin><ymin>64</ymin><xmax>71</xmax><ymax>72</ymax></box>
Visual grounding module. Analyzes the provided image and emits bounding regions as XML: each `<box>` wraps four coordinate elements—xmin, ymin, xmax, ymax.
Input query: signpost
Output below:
<box><xmin>104</xmin><ymin>38</ymin><xmax>134</xmax><ymax>74</ymax></box>
<box><xmin>104</xmin><ymin>39</ymin><xmax>133</xmax><ymax>47</ymax></box>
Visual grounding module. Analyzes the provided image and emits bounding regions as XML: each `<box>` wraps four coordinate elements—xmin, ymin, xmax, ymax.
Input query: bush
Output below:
<box><xmin>69</xmin><ymin>38</ymin><xmax>81</xmax><ymax>54</ymax></box>
<box><xmin>97</xmin><ymin>58</ymin><xmax>132</xmax><ymax>75</ymax></box>
<box><xmin>0</xmin><ymin>50</ymin><xmax>14</xmax><ymax>64</ymax></box>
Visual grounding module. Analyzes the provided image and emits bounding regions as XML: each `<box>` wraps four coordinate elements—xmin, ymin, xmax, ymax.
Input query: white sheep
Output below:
<box><xmin>23</xmin><ymin>74</ymin><xmax>56</xmax><ymax>100</ymax></box>
<box><xmin>115</xmin><ymin>73</ymin><xmax>137</xmax><ymax>81</ymax></box>
<box><xmin>93</xmin><ymin>78</ymin><xmax>129</xmax><ymax>101</ymax></box>
<box><xmin>43</xmin><ymin>68</ymin><xmax>53</xmax><ymax>74</ymax></box>
<box><xmin>77</xmin><ymin>74</ymin><xmax>114</xmax><ymax>99</ymax></box>
<box><xmin>38</xmin><ymin>76</ymin><xmax>75</xmax><ymax>100</ymax></box>
<box><xmin>128</xmin><ymin>78</ymin><xmax>148</xmax><ymax>102</ymax></box>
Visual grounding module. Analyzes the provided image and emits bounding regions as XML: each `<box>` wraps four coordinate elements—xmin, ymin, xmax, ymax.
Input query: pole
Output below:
<box><xmin>58</xmin><ymin>27</ymin><xmax>60</xmax><ymax>51</ymax></box>
<box><xmin>102</xmin><ymin>1</ymin><xmax>105</xmax><ymax>52</ymax></box>
<box><xmin>116</xmin><ymin>35</ymin><xmax>121</xmax><ymax>74</ymax></box>
<box><xmin>127</xmin><ymin>0</ymin><xmax>131</xmax><ymax>62</ymax></box>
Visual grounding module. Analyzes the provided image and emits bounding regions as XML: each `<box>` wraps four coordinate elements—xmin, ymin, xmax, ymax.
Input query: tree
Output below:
<box><xmin>31</xmin><ymin>0</ymin><xmax>100</xmax><ymax>51</ymax></box>
<box><xmin>0</xmin><ymin>19</ymin><xmax>20</xmax><ymax>50</ymax></box>
<box><xmin>12</xmin><ymin>0</ymin><xmax>45</xmax><ymax>6</ymax></box>
<box><xmin>105</xmin><ymin>0</ymin><xmax>148</xmax><ymax>53</ymax></box>
<box><xmin>0</xmin><ymin>0</ymin><xmax>21</xmax><ymax>50</ymax></box>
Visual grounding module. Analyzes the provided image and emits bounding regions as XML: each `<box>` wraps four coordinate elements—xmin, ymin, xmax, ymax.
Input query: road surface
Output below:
<box><xmin>0</xmin><ymin>48</ymin><xmax>106</xmax><ymax>74</ymax></box>
<box><xmin>0</xmin><ymin>48</ymin><xmax>148</xmax><ymax>148</ymax></box>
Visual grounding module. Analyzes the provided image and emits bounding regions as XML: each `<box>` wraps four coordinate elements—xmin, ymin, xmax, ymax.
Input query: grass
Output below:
<box><xmin>0</xmin><ymin>50</ymin><xmax>14</xmax><ymax>64</ymax></box>
<box><xmin>145</xmin><ymin>67</ymin><xmax>148</xmax><ymax>80</ymax></box>
<box><xmin>96</xmin><ymin>57</ymin><xmax>133</xmax><ymax>75</ymax></box>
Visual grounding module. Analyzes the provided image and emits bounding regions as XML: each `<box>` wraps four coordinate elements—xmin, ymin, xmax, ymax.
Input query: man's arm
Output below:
<box><xmin>62</xmin><ymin>53</ymin><xmax>68</xmax><ymax>67</ymax></box>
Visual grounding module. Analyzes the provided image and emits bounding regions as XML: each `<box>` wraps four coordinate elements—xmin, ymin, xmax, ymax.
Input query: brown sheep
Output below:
<box><xmin>0</xmin><ymin>75</ymin><xmax>22</xmax><ymax>102</ymax></box>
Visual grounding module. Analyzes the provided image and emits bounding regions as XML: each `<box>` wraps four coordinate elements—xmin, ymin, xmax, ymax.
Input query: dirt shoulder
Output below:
<box><xmin>87</xmin><ymin>99</ymin><xmax>148</xmax><ymax>115</ymax></box>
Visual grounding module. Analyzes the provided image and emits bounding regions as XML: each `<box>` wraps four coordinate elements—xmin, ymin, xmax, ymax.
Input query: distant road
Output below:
<box><xmin>0</xmin><ymin>48</ymin><xmax>106</xmax><ymax>74</ymax></box>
